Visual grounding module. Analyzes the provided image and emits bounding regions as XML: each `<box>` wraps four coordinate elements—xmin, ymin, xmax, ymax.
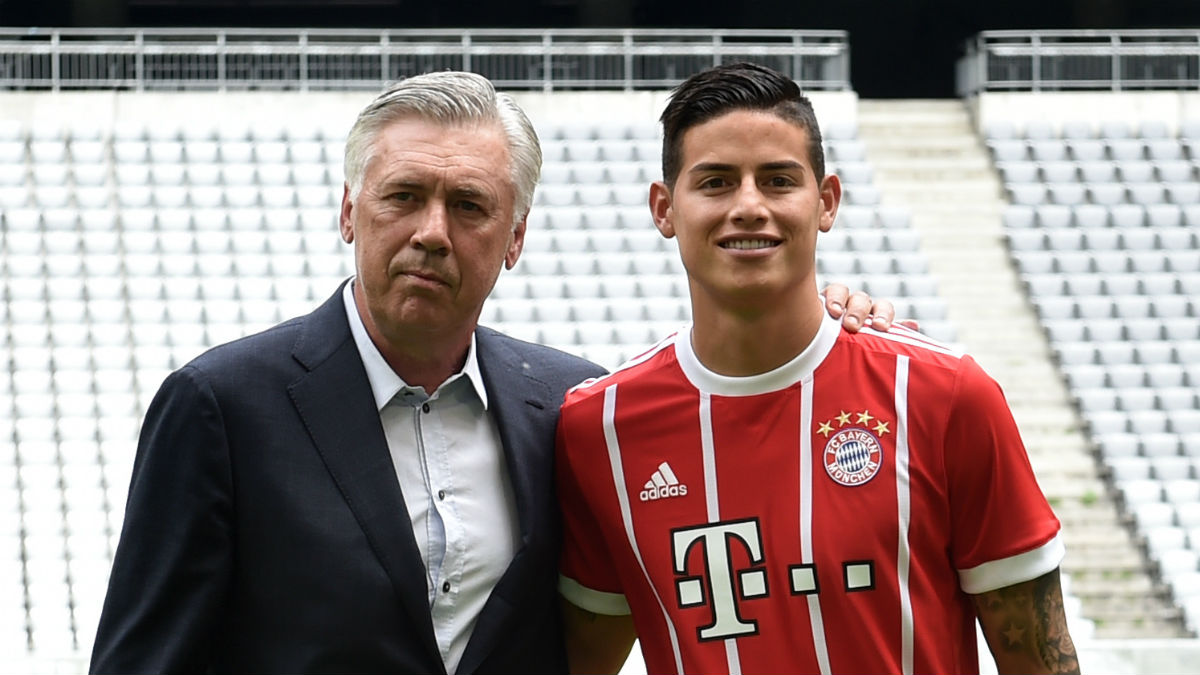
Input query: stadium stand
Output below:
<box><xmin>994</xmin><ymin>115</ymin><xmax>1200</xmax><ymax>637</ymax></box>
<box><xmin>1</xmin><ymin>25</ymin><xmax>1199</xmax><ymax>675</ymax></box>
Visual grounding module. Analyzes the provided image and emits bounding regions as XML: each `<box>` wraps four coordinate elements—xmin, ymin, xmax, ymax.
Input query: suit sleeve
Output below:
<box><xmin>944</xmin><ymin>356</ymin><xmax>1064</xmax><ymax>594</ymax></box>
<box><xmin>89</xmin><ymin>365</ymin><xmax>235</xmax><ymax>673</ymax></box>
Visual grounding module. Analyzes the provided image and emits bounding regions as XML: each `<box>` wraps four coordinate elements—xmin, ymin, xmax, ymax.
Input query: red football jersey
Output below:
<box><xmin>557</xmin><ymin>313</ymin><xmax>1063</xmax><ymax>675</ymax></box>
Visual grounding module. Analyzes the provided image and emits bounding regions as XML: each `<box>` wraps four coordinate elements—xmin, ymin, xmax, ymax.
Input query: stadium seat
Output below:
<box><xmin>1002</xmin><ymin>205</ymin><xmax>1035</xmax><ymax>228</ymax></box>
<box><xmin>1146</xmin><ymin>139</ymin><xmax>1184</xmax><ymax>161</ymax></box>
<box><xmin>1102</xmin><ymin>121</ymin><xmax>1133</xmax><ymax>139</ymax></box>
<box><xmin>1072</xmin><ymin>204</ymin><xmax>1108</xmax><ymax>228</ymax></box>
<box><xmin>1068</xmin><ymin>139</ymin><xmax>1106</xmax><ymax>162</ymax></box>
<box><xmin>1030</xmin><ymin>140</ymin><xmax>1067</xmax><ymax>162</ymax></box>
<box><xmin>1040</xmin><ymin>161</ymin><xmax>1077</xmax><ymax>183</ymax></box>
<box><xmin>1089</xmin><ymin>182</ymin><xmax>1126</xmax><ymax>206</ymax></box>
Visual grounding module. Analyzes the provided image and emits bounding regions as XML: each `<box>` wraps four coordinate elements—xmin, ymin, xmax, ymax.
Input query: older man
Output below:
<box><xmin>91</xmin><ymin>71</ymin><xmax>889</xmax><ymax>674</ymax></box>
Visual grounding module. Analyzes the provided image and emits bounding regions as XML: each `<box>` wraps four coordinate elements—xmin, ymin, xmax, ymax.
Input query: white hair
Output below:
<box><xmin>344</xmin><ymin>71</ymin><xmax>541</xmax><ymax>227</ymax></box>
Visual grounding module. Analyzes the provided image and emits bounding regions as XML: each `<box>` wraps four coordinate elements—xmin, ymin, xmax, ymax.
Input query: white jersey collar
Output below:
<box><xmin>674</xmin><ymin>308</ymin><xmax>840</xmax><ymax>397</ymax></box>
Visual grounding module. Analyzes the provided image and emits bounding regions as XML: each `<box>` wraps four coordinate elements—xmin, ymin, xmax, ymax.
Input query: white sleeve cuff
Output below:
<box><xmin>958</xmin><ymin>534</ymin><xmax>1066</xmax><ymax>595</ymax></box>
<box><xmin>558</xmin><ymin>575</ymin><xmax>631</xmax><ymax>616</ymax></box>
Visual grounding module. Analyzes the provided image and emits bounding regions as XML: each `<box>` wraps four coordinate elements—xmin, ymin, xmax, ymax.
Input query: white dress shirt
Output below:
<box><xmin>343</xmin><ymin>281</ymin><xmax>520</xmax><ymax>675</ymax></box>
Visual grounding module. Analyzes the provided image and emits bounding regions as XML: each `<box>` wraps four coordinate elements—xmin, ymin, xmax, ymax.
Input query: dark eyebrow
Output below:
<box><xmin>759</xmin><ymin>160</ymin><xmax>805</xmax><ymax>172</ymax></box>
<box><xmin>688</xmin><ymin>162</ymin><xmax>736</xmax><ymax>174</ymax></box>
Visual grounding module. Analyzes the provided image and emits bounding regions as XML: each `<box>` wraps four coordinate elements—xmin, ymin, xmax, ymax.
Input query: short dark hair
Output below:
<box><xmin>659</xmin><ymin>62</ymin><xmax>825</xmax><ymax>188</ymax></box>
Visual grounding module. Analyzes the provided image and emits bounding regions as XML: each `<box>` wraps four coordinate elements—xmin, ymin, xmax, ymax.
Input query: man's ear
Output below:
<box><xmin>818</xmin><ymin>173</ymin><xmax>841</xmax><ymax>233</ymax></box>
<box><xmin>649</xmin><ymin>181</ymin><xmax>676</xmax><ymax>239</ymax></box>
<box><xmin>504</xmin><ymin>215</ymin><xmax>527</xmax><ymax>270</ymax></box>
<box><xmin>340</xmin><ymin>183</ymin><xmax>355</xmax><ymax>244</ymax></box>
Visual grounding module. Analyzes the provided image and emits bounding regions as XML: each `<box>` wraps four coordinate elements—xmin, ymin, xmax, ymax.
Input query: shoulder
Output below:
<box><xmin>166</xmin><ymin>315</ymin><xmax>317</xmax><ymax>402</ymax></box>
<box><xmin>561</xmin><ymin>333</ymin><xmax>680</xmax><ymax>410</ymax></box>
<box><xmin>835</xmin><ymin>325</ymin><xmax>1005</xmax><ymax>406</ymax></box>
<box><xmin>476</xmin><ymin>325</ymin><xmax>607</xmax><ymax>390</ymax></box>
<box><xmin>835</xmin><ymin>324</ymin><xmax>974</xmax><ymax>381</ymax></box>
<box><xmin>839</xmin><ymin>324</ymin><xmax>966</xmax><ymax>368</ymax></box>
<box><xmin>187</xmin><ymin>315</ymin><xmax>305</xmax><ymax>373</ymax></box>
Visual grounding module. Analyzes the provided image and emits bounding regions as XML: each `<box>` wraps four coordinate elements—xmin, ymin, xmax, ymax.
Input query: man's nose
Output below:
<box><xmin>412</xmin><ymin>202</ymin><xmax>452</xmax><ymax>254</ymax></box>
<box><xmin>730</xmin><ymin>180</ymin><xmax>769</xmax><ymax>224</ymax></box>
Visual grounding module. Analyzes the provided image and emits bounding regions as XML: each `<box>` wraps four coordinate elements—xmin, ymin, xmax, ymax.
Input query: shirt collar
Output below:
<box><xmin>673</xmin><ymin>302</ymin><xmax>840</xmax><ymax>397</ymax></box>
<box><xmin>342</xmin><ymin>279</ymin><xmax>489</xmax><ymax>411</ymax></box>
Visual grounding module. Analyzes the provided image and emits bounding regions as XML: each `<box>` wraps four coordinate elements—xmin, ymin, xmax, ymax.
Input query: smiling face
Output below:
<box><xmin>650</xmin><ymin>108</ymin><xmax>840</xmax><ymax>320</ymax></box>
<box><xmin>340</xmin><ymin>116</ymin><xmax>524</xmax><ymax>354</ymax></box>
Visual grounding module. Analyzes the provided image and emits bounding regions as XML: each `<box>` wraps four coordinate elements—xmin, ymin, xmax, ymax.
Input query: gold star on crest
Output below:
<box><xmin>836</xmin><ymin>411</ymin><xmax>852</xmax><ymax>427</ymax></box>
<box><xmin>873</xmin><ymin>420</ymin><xmax>890</xmax><ymax>435</ymax></box>
<box><xmin>856</xmin><ymin>410</ymin><xmax>874</xmax><ymax>425</ymax></box>
<box><xmin>817</xmin><ymin>421</ymin><xmax>834</xmax><ymax>437</ymax></box>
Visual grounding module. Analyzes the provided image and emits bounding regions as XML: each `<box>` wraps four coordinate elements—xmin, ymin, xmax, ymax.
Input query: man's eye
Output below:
<box><xmin>768</xmin><ymin>176</ymin><xmax>795</xmax><ymax>187</ymax></box>
<box><xmin>456</xmin><ymin>200</ymin><xmax>481</xmax><ymax>212</ymax></box>
<box><xmin>392</xmin><ymin>192</ymin><xmax>414</xmax><ymax>202</ymax></box>
<box><xmin>700</xmin><ymin>177</ymin><xmax>727</xmax><ymax>189</ymax></box>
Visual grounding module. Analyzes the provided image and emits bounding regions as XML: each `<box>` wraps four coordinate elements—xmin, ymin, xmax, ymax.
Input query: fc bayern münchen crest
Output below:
<box><xmin>823</xmin><ymin>427</ymin><xmax>883</xmax><ymax>486</ymax></box>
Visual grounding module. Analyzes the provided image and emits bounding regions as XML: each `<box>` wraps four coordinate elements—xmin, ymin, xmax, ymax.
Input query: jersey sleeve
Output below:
<box><xmin>556</xmin><ymin>394</ymin><xmax>632</xmax><ymax>616</ymax></box>
<box><xmin>943</xmin><ymin>355</ymin><xmax>1064</xmax><ymax>594</ymax></box>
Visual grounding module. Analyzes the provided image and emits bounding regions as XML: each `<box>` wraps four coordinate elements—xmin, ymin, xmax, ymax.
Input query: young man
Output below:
<box><xmin>556</xmin><ymin>63</ymin><xmax>1079</xmax><ymax>675</ymax></box>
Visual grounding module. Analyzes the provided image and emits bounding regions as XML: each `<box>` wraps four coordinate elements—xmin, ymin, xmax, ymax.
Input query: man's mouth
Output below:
<box><xmin>399</xmin><ymin>269</ymin><xmax>449</xmax><ymax>286</ymax></box>
<box><xmin>719</xmin><ymin>239</ymin><xmax>780</xmax><ymax>250</ymax></box>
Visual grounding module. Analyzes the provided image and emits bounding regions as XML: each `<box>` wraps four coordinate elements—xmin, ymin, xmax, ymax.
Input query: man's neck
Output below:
<box><xmin>353</xmin><ymin>284</ymin><xmax>473</xmax><ymax>394</ymax></box>
<box><xmin>376</xmin><ymin>338</ymin><xmax>471</xmax><ymax>394</ymax></box>
<box><xmin>688</xmin><ymin>289</ymin><xmax>826</xmax><ymax>377</ymax></box>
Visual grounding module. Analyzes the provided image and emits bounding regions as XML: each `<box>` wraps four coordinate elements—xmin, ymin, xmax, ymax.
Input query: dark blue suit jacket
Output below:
<box><xmin>90</xmin><ymin>283</ymin><xmax>606</xmax><ymax>674</ymax></box>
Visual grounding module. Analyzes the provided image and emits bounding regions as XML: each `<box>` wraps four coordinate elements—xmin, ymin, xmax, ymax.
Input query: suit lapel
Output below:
<box><xmin>286</xmin><ymin>286</ymin><xmax>444</xmax><ymax>672</ymax></box>
<box><xmin>475</xmin><ymin>328</ymin><xmax>556</xmax><ymax>545</ymax></box>
<box><xmin>458</xmin><ymin>329</ymin><xmax>559</xmax><ymax>674</ymax></box>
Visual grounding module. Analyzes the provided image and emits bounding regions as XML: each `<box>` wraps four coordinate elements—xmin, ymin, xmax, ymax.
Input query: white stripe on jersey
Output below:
<box><xmin>894</xmin><ymin>356</ymin><xmax>914</xmax><ymax>675</ymax></box>
<box><xmin>567</xmin><ymin>331</ymin><xmax>681</xmax><ymax>394</ymax></box>
<box><xmin>859</xmin><ymin>325</ymin><xmax>963</xmax><ymax>358</ymax></box>
<box><xmin>699</xmin><ymin>392</ymin><xmax>720</xmax><ymax>522</ymax></box>
<box><xmin>698</xmin><ymin>392</ymin><xmax>743</xmax><ymax>675</ymax></box>
<box><xmin>801</xmin><ymin>374</ymin><xmax>833</xmax><ymax>675</ymax></box>
<box><xmin>602</xmin><ymin>384</ymin><xmax>685</xmax><ymax>674</ymax></box>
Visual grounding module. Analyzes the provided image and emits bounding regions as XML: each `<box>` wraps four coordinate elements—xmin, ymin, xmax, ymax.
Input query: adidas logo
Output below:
<box><xmin>639</xmin><ymin>461</ymin><xmax>688</xmax><ymax>502</ymax></box>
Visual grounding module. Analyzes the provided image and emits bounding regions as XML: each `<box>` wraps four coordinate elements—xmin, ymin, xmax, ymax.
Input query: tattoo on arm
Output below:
<box><xmin>974</xmin><ymin>568</ymin><xmax>1080</xmax><ymax>674</ymax></box>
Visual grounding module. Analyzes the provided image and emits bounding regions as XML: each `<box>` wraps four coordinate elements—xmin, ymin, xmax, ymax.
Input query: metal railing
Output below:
<box><xmin>0</xmin><ymin>27</ymin><xmax>850</xmax><ymax>92</ymax></box>
<box><xmin>957</xmin><ymin>30</ymin><xmax>1200</xmax><ymax>95</ymax></box>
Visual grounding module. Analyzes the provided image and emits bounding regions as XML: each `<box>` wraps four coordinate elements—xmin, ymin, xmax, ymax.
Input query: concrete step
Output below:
<box><xmin>870</xmin><ymin>155</ymin><xmax>993</xmax><ymax>170</ymax></box>
<box><xmin>861</xmin><ymin>121</ymin><xmax>977</xmax><ymax>135</ymax></box>
<box><xmin>1064</xmin><ymin>531</ymin><xmax>1144</xmax><ymax>551</ymax></box>
<box><xmin>1090</xmin><ymin>622</ymin><xmax>1191</xmax><ymax>639</ymax></box>
<box><xmin>876</xmin><ymin>168</ymin><xmax>996</xmax><ymax>182</ymax></box>
<box><xmin>858</xmin><ymin>100</ymin><xmax>970</xmax><ymax>121</ymax></box>
<box><xmin>1028</xmin><ymin>454</ymin><xmax>1098</xmax><ymax>477</ymax></box>
<box><xmin>1056</xmin><ymin>501</ymin><xmax>1129</xmax><ymax>524</ymax></box>
<box><xmin>865</xmin><ymin>135</ymin><xmax>981</xmax><ymax>152</ymax></box>
<box><xmin>1069</xmin><ymin>573</ymin><xmax>1155</xmax><ymax>596</ymax></box>
<box><xmin>1063</xmin><ymin>549</ymin><xmax>1149</xmax><ymax>573</ymax></box>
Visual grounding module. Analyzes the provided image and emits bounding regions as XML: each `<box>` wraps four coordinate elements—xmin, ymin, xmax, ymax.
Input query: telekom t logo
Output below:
<box><xmin>671</xmin><ymin>518</ymin><xmax>768</xmax><ymax>640</ymax></box>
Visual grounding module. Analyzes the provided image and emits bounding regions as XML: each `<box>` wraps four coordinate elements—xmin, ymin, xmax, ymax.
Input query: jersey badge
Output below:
<box><xmin>818</xmin><ymin>410</ymin><xmax>887</xmax><ymax>486</ymax></box>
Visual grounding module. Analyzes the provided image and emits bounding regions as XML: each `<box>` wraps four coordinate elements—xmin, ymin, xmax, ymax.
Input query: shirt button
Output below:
<box><xmin>422</xmin><ymin>403</ymin><xmax>430</xmax><ymax>414</ymax></box>
<box><xmin>437</xmin><ymin>489</ymin><xmax>446</xmax><ymax>500</ymax></box>
<box><xmin>442</xmin><ymin>581</ymin><xmax>451</xmax><ymax>593</ymax></box>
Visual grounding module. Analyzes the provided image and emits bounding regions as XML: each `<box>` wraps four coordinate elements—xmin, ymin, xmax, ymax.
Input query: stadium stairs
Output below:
<box><xmin>856</xmin><ymin>99</ymin><xmax>1188</xmax><ymax>638</ymax></box>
